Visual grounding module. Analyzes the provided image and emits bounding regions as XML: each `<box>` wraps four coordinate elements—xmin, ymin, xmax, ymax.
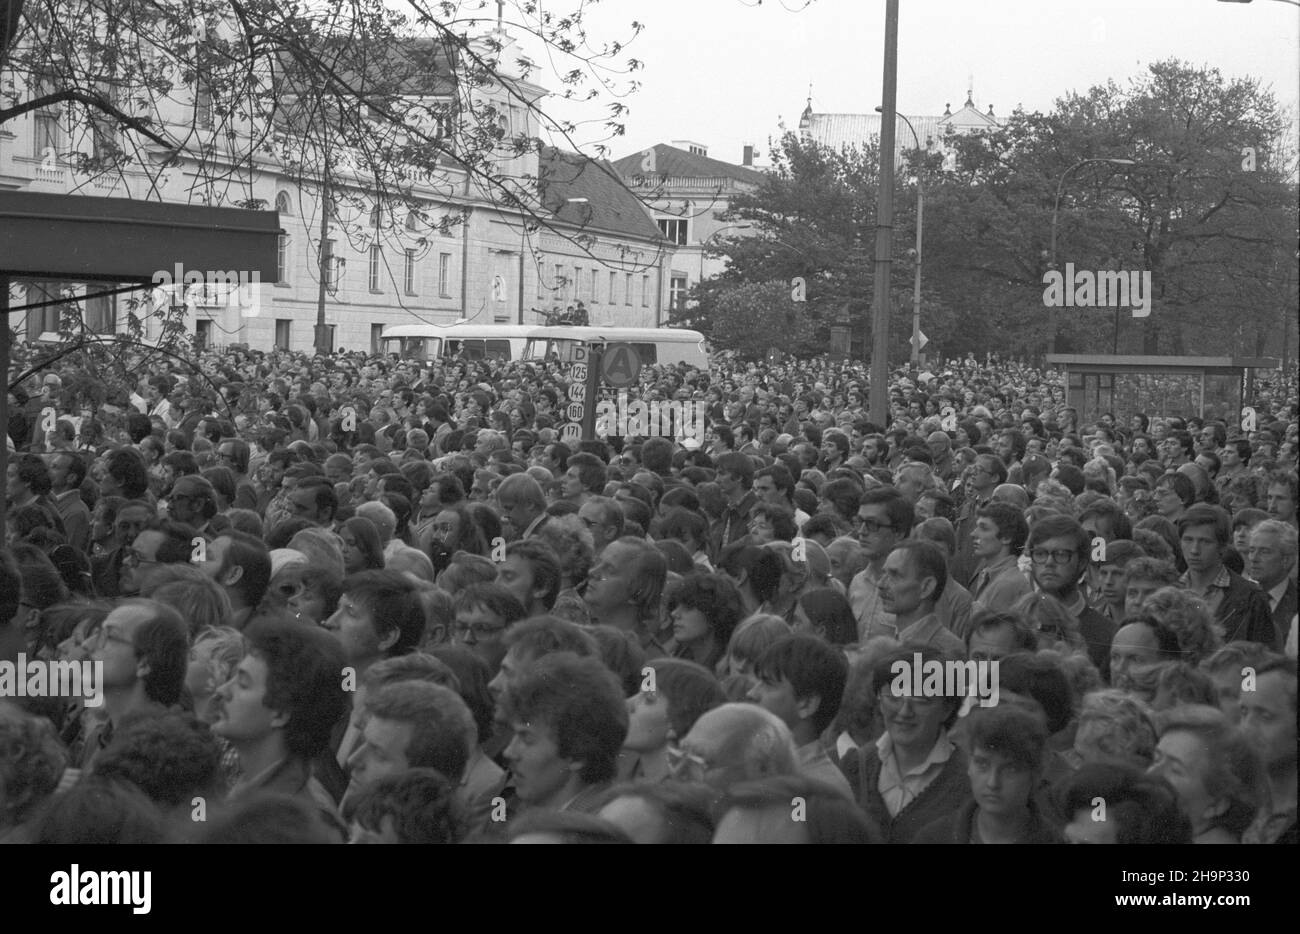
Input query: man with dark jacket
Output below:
<box><xmin>1178</xmin><ymin>505</ymin><xmax>1278</xmax><ymax>648</ymax></box>
<box><xmin>212</xmin><ymin>618</ymin><xmax>349</xmax><ymax>838</ymax></box>
<box><xmin>1247</xmin><ymin>520</ymin><xmax>1297</xmax><ymax>650</ymax></box>
<box><xmin>709</xmin><ymin>452</ymin><xmax>759</xmax><ymax>563</ymax></box>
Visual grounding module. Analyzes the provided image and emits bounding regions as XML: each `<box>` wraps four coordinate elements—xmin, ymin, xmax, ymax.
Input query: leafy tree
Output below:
<box><xmin>679</xmin><ymin>130</ymin><xmax>947</xmax><ymax>360</ymax></box>
<box><xmin>706</xmin><ymin>280</ymin><xmax>815</xmax><ymax>359</ymax></box>
<box><xmin>924</xmin><ymin>59</ymin><xmax>1296</xmax><ymax>358</ymax></box>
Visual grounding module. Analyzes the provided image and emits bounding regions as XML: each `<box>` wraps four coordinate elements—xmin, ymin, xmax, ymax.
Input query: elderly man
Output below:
<box><xmin>1247</xmin><ymin>520</ymin><xmax>1298</xmax><ymax>651</ymax></box>
<box><xmin>669</xmin><ymin>703</ymin><xmax>799</xmax><ymax>794</ymax></box>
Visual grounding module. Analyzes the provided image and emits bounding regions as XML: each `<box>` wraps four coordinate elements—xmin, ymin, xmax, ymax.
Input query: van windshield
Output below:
<box><xmin>525</xmin><ymin>337</ymin><xmax>589</xmax><ymax>363</ymax></box>
<box><xmin>383</xmin><ymin>336</ymin><xmax>440</xmax><ymax>359</ymax></box>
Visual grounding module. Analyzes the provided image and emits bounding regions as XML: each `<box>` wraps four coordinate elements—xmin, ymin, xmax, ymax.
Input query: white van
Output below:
<box><xmin>378</xmin><ymin>324</ymin><xmax>535</xmax><ymax>362</ymax></box>
<box><xmin>522</xmin><ymin>326</ymin><xmax>709</xmax><ymax>369</ymax></box>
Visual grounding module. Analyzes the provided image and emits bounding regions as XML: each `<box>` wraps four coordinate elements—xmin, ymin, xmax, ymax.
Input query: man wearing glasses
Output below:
<box><xmin>847</xmin><ymin>487</ymin><xmax>915</xmax><ymax>642</ymax></box>
<box><xmin>838</xmin><ymin>645</ymin><xmax>967</xmax><ymax>844</ymax></box>
<box><xmin>1025</xmin><ymin>515</ymin><xmax>1113</xmax><ymax>670</ymax></box>
<box><xmin>118</xmin><ymin>518</ymin><xmax>202</xmax><ymax>597</ymax></box>
<box><xmin>166</xmin><ymin>475</ymin><xmax>220</xmax><ymax>539</ymax></box>
<box><xmin>451</xmin><ymin>583</ymin><xmax>527</xmax><ymax>671</ymax></box>
<box><xmin>80</xmin><ymin>598</ymin><xmax>189</xmax><ymax>770</ymax></box>
<box><xmin>668</xmin><ymin>703</ymin><xmax>799</xmax><ymax>794</ymax></box>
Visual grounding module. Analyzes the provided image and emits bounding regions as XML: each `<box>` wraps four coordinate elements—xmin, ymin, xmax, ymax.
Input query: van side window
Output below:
<box><xmin>485</xmin><ymin>339</ymin><xmax>511</xmax><ymax>360</ymax></box>
<box><xmin>463</xmin><ymin>339</ymin><xmax>486</xmax><ymax>360</ymax></box>
<box><xmin>632</xmin><ymin>343</ymin><xmax>657</xmax><ymax>364</ymax></box>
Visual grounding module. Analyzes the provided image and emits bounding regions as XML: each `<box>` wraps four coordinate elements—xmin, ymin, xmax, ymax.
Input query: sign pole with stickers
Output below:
<box><xmin>560</xmin><ymin>343</ymin><xmax>601</xmax><ymax>444</ymax></box>
<box><xmin>582</xmin><ymin>344</ymin><xmax>602</xmax><ymax>441</ymax></box>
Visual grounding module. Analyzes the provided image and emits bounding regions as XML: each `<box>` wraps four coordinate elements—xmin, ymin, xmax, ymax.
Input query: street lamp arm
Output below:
<box><xmin>1049</xmin><ymin>158</ymin><xmax>1137</xmax><ymax>264</ymax></box>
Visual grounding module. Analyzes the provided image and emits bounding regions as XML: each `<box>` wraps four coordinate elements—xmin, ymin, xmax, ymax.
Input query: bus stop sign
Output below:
<box><xmin>601</xmin><ymin>343</ymin><xmax>641</xmax><ymax>387</ymax></box>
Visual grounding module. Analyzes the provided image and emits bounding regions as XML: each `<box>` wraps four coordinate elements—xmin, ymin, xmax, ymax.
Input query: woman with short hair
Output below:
<box><xmin>1149</xmin><ymin>704</ymin><xmax>1265</xmax><ymax>844</ymax></box>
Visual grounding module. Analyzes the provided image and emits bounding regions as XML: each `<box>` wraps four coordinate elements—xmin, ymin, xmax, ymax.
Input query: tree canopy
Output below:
<box><xmin>690</xmin><ymin>59</ymin><xmax>1297</xmax><ymax>363</ymax></box>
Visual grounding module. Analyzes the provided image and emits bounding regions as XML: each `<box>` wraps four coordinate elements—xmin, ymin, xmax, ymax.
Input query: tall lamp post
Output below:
<box><xmin>1049</xmin><ymin>158</ymin><xmax>1137</xmax><ymax>265</ymax></box>
<box><xmin>1047</xmin><ymin>158</ymin><xmax>1136</xmax><ymax>354</ymax></box>
<box><xmin>878</xmin><ymin>106</ymin><xmax>926</xmax><ymax>373</ymax></box>
<box><xmin>868</xmin><ymin>0</ymin><xmax>899</xmax><ymax>426</ymax></box>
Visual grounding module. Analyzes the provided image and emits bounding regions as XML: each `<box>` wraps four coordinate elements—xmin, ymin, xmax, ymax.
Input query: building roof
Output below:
<box><xmin>610</xmin><ymin>144</ymin><xmax>765</xmax><ymax>186</ymax></box>
<box><xmin>799</xmin><ymin>95</ymin><xmax>1000</xmax><ymax>161</ymax></box>
<box><xmin>802</xmin><ymin>113</ymin><xmax>948</xmax><ymax>159</ymax></box>
<box><xmin>537</xmin><ymin>146</ymin><xmax>663</xmax><ymax>241</ymax></box>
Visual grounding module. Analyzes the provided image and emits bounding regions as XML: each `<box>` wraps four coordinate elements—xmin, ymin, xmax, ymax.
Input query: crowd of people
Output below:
<box><xmin>0</xmin><ymin>341</ymin><xmax>1296</xmax><ymax>845</ymax></box>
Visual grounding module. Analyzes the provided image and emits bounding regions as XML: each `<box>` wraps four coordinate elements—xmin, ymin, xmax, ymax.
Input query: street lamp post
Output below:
<box><xmin>868</xmin><ymin>0</ymin><xmax>900</xmax><ymax>426</ymax></box>
<box><xmin>878</xmin><ymin>107</ymin><xmax>926</xmax><ymax>374</ymax></box>
<box><xmin>1047</xmin><ymin>158</ymin><xmax>1137</xmax><ymax>356</ymax></box>
<box><xmin>1049</xmin><ymin>158</ymin><xmax>1136</xmax><ymax>267</ymax></box>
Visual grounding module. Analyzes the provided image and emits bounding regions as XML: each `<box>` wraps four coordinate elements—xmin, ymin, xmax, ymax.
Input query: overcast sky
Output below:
<box><xmin>528</xmin><ymin>0</ymin><xmax>1300</xmax><ymax>167</ymax></box>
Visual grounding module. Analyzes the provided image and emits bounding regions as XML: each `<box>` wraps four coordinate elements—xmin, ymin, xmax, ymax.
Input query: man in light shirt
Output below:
<box><xmin>848</xmin><ymin>487</ymin><xmax>914</xmax><ymax>641</ymax></box>
<box><xmin>969</xmin><ymin>502</ymin><xmax>1032</xmax><ymax>617</ymax></box>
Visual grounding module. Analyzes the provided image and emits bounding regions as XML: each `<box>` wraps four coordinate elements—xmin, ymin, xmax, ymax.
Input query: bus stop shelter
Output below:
<box><xmin>1046</xmin><ymin>354</ymin><xmax>1280</xmax><ymax>426</ymax></box>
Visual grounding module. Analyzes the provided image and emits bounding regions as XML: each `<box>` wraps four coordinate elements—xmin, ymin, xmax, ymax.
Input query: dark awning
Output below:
<box><xmin>0</xmin><ymin>190</ymin><xmax>281</xmax><ymax>282</ymax></box>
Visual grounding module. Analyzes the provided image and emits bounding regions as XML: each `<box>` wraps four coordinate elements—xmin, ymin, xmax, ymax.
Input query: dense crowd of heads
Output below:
<box><xmin>0</xmin><ymin>345</ymin><xmax>1296</xmax><ymax>844</ymax></box>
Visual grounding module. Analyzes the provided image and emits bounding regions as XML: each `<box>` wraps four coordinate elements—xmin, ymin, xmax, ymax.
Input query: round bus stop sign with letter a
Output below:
<box><xmin>601</xmin><ymin>343</ymin><xmax>641</xmax><ymax>388</ymax></box>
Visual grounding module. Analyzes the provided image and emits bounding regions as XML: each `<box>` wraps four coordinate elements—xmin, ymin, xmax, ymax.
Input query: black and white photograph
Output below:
<box><xmin>0</xmin><ymin>0</ymin><xmax>1295</xmax><ymax>884</ymax></box>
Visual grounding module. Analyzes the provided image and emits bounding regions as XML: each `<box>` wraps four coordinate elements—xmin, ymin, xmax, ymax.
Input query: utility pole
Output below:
<box><xmin>0</xmin><ymin>273</ymin><xmax>9</xmax><ymax>544</ymax></box>
<box><xmin>868</xmin><ymin>0</ymin><xmax>899</xmax><ymax>425</ymax></box>
<box><xmin>314</xmin><ymin>158</ymin><xmax>333</xmax><ymax>355</ymax></box>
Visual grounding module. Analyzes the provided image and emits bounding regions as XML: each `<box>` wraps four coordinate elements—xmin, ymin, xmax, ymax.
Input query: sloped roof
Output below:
<box><xmin>538</xmin><ymin>146</ymin><xmax>663</xmax><ymax>241</ymax></box>
<box><xmin>274</xmin><ymin>37</ymin><xmax>458</xmax><ymax>98</ymax></box>
<box><xmin>610</xmin><ymin>144</ymin><xmax>765</xmax><ymax>185</ymax></box>
<box><xmin>803</xmin><ymin>113</ymin><xmax>947</xmax><ymax>159</ymax></box>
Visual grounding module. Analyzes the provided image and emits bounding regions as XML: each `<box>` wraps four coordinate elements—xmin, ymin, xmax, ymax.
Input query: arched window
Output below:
<box><xmin>405</xmin><ymin>212</ymin><xmax>421</xmax><ymax>233</ymax></box>
<box><xmin>275</xmin><ymin>191</ymin><xmax>292</xmax><ymax>215</ymax></box>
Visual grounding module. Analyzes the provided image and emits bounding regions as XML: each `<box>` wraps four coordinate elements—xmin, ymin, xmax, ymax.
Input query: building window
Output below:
<box><xmin>536</xmin><ymin>257</ymin><xmax>547</xmax><ymax>299</ymax></box>
<box><xmin>85</xmin><ymin>292</ymin><xmax>115</xmax><ymax>334</ymax></box>
<box><xmin>573</xmin><ymin>267</ymin><xmax>583</xmax><ymax>302</ymax></box>
<box><xmin>194</xmin><ymin>319</ymin><xmax>212</xmax><ymax>350</ymax></box>
<box><xmin>275</xmin><ymin>319</ymin><xmax>292</xmax><ymax>350</ymax></box>
<box><xmin>276</xmin><ymin>191</ymin><xmax>293</xmax><ymax>215</ymax></box>
<box><xmin>195</xmin><ymin>74</ymin><xmax>214</xmax><ymax>128</ymax></box>
<box><xmin>371</xmin><ymin>323</ymin><xmax>385</xmax><ymax>354</ymax></box>
<box><xmin>591</xmin><ymin>269</ymin><xmax>600</xmax><ymax>304</ymax></box>
<box><xmin>609</xmin><ymin>271</ymin><xmax>618</xmax><ymax>305</ymax></box>
<box><xmin>369</xmin><ymin>245</ymin><xmax>382</xmax><ymax>291</ymax></box>
<box><xmin>657</xmin><ymin>218</ymin><xmax>688</xmax><ymax>245</ymax></box>
<box><xmin>670</xmin><ymin>274</ymin><xmax>688</xmax><ymax>311</ymax></box>
<box><xmin>404</xmin><ymin>249</ymin><xmax>417</xmax><ymax>295</ymax></box>
<box><xmin>90</xmin><ymin>83</ymin><xmax>121</xmax><ymax>162</ymax></box>
<box><xmin>24</xmin><ymin>281</ymin><xmax>61</xmax><ymax>339</ymax></box>
<box><xmin>439</xmin><ymin>253</ymin><xmax>452</xmax><ymax>298</ymax></box>
<box><xmin>556</xmin><ymin>263</ymin><xmax>567</xmax><ymax>301</ymax></box>
<box><xmin>431</xmin><ymin>101</ymin><xmax>454</xmax><ymax>139</ymax></box>
<box><xmin>641</xmin><ymin>275</ymin><xmax>650</xmax><ymax>307</ymax></box>
<box><xmin>624</xmin><ymin>273</ymin><xmax>632</xmax><ymax>306</ymax></box>
<box><xmin>33</xmin><ymin>108</ymin><xmax>62</xmax><ymax>163</ymax></box>
<box><xmin>277</xmin><ymin>235</ymin><xmax>289</xmax><ymax>285</ymax></box>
